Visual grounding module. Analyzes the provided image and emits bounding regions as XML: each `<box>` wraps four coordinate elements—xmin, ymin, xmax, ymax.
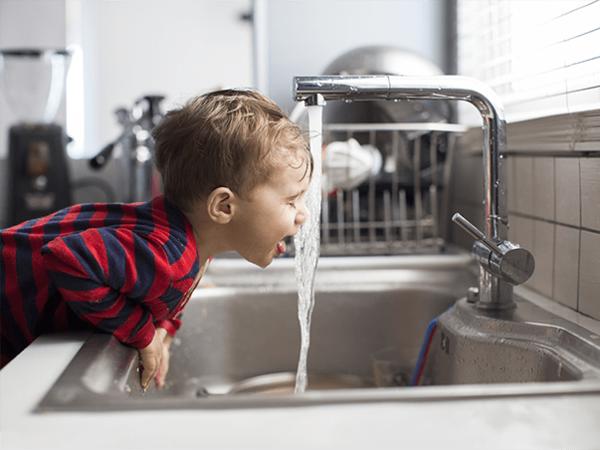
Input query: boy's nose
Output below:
<box><xmin>295</xmin><ymin>202</ymin><xmax>308</xmax><ymax>226</ymax></box>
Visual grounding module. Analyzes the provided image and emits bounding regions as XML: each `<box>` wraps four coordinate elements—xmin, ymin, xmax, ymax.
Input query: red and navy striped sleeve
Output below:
<box><xmin>41</xmin><ymin>227</ymin><xmax>173</xmax><ymax>349</ymax></box>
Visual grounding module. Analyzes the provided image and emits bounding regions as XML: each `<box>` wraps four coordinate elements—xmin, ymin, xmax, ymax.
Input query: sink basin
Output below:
<box><xmin>36</xmin><ymin>254</ymin><xmax>600</xmax><ymax>411</ymax></box>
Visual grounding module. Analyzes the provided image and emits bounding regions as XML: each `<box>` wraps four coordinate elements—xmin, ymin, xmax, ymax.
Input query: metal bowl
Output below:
<box><xmin>321</xmin><ymin>45</ymin><xmax>452</xmax><ymax>125</ymax></box>
<box><xmin>228</xmin><ymin>372</ymin><xmax>373</xmax><ymax>395</ymax></box>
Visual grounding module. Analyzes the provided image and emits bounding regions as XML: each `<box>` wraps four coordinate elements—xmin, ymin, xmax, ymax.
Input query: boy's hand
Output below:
<box><xmin>138</xmin><ymin>326</ymin><xmax>173</xmax><ymax>390</ymax></box>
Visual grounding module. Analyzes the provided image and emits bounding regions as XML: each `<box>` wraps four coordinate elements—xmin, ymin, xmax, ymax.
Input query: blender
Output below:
<box><xmin>0</xmin><ymin>49</ymin><xmax>72</xmax><ymax>226</ymax></box>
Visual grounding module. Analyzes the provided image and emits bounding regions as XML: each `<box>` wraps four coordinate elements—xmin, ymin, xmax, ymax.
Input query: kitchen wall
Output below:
<box><xmin>450</xmin><ymin>1</ymin><xmax>600</xmax><ymax>321</ymax></box>
<box><xmin>261</xmin><ymin>0</ymin><xmax>447</xmax><ymax>115</ymax></box>
<box><xmin>71</xmin><ymin>0</ymin><xmax>253</xmax><ymax>160</ymax></box>
<box><xmin>0</xmin><ymin>1</ymin><xmax>68</xmax><ymax>157</ymax></box>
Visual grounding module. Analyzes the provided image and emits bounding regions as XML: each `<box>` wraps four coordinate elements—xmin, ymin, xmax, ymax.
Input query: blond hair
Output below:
<box><xmin>153</xmin><ymin>89</ymin><xmax>311</xmax><ymax>213</ymax></box>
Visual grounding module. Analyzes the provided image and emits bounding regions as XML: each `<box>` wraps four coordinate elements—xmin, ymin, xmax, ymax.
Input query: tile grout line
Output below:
<box><xmin>577</xmin><ymin>157</ymin><xmax>582</xmax><ymax>312</ymax></box>
<box><xmin>507</xmin><ymin>211</ymin><xmax>600</xmax><ymax>235</ymax></box>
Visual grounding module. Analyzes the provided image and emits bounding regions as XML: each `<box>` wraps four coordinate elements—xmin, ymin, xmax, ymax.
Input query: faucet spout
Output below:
<box><xmin>293</xmin><ymin>74</ymin><xmax>516</xmax><ymax>309</ymax></box>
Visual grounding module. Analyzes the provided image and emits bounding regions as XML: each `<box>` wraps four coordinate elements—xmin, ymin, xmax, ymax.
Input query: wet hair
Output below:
<box><xmin>153</xmin><ymin>89</ymin><xmax>312</xmax><ymax>213</ymax></box>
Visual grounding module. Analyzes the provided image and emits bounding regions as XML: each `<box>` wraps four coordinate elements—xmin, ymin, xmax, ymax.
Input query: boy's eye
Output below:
<box><xmin>289</xmin><ymin>202</ymin><xmax>297</xmax><ymax>209</ymax></box>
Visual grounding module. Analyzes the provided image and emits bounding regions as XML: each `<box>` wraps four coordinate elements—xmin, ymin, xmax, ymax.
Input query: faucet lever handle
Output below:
<box><xmin>453</xmin><ymin>212</ymin><xmax>535</xmax><ymax>286</ymax></box>
<box><xmin>452</xmin><ymin>213</ymin><xmax>504</xmax><ymax>256</ymax></box>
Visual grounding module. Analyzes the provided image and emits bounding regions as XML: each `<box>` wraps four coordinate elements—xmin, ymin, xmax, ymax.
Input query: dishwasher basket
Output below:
<box><xmin>316</xmin><ymin>122</ymin><xmax>467</xmax><ymax>256</ymax></box>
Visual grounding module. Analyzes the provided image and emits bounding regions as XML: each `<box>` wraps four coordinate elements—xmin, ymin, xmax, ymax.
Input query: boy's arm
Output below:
<box><xmin>42</xmin><ymin>227</ymin><xmax>173</xmax><ymax>349</ymax></box>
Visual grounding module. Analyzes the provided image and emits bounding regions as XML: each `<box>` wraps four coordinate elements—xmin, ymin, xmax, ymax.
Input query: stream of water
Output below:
<box><xmin>293</xmin><ymin>103</ymin><xmax>323</xmax><ymax>394</ymax></box>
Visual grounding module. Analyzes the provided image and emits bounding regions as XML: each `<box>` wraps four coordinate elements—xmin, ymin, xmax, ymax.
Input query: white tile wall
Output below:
<box><xmin>533</xmin><ymin>157</ymin><xmax>555</xmax><ymax>221</ymax></box>
<box><xmin>512</xmin><ymin>155</ymin><xmax>599</xmax><ymax>319</ymax></box>
<box><xmin>513</xmin><ymin>157</ymin><xmax>534</xmax><ymax>215</ymax></box>
<box><xmin>508</xmin><ymin>214</ymin><xmax>533</xmax><ymax>252</ymax></box>
<box><xmin>579</xmin><ymin>230</ymin><xmax>600</xmax><ymax>319</ymax></box>
<box><xmin>529</xmin><ymin>219</ymin><xmax>554</xmax><ymax>298</ymax></box>
<box><xmin>553</xmin><ymin>224</ymin><xmax>580</xmax><ymax>310</ymax></box>
<box><xmin>581</xmin><ymin>158</ymin><xmax>600</xmax><ymax>232</ymax></box>
<box><xmin>555</xmin><ymin>158</ymin><xmax>580</xmax><ymax>227</ymax></box>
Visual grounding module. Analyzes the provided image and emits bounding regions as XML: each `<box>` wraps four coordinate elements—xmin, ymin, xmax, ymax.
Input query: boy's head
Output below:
<box><xmin>153</xmin><ymin>89</ymin><xmax>312</xmax><ymax>213</ymax></box>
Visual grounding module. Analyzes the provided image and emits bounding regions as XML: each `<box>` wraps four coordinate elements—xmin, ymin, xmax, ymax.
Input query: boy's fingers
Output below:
<box><xmin>155</xmin><ymin>368</ymin><xmax>164</xmax><ymax>387</ymax></box>
<box><xmin>140</xmin><ymin>356</ymin><xmax>160</xmax><ymax>390</ymax></box>
<box><xmin>155</xmin><ymin>346</ymin><xmax>170</xmax><ymax>388</ymax></box>
<box><xmin>141</xmin><ymin>366</ymin><xmax>157</xmax><ymax>390</ymax></box>
<box><xmin>140</xmin><ymin>365</ymin><xmax>151</xmax><ymax>390</ymax></box>
<box><xmin>138</xmin><ymin>327</ymin><xmax>165</xmax><ymax>389</ymax></box>
<box><xmin>156</xmin><ymin>368</ymin><xmax>165</xmax><ymax>388</ymax></box>
<box><xmin>139</xmin><ymin>326</ymin><xmax>172</xmax><ymax>389</ymax></box>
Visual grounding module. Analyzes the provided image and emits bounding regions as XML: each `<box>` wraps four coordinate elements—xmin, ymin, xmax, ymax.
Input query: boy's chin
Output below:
<box><xmin>246</xmin><ymin>253</ymin><xmax>276</xmax><ymax>269</ymax></box>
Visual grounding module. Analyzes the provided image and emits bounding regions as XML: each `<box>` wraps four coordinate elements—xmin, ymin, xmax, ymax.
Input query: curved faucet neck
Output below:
<box><xmin>293</xmin><ymin>74</ymin><xmax>513</xmax><ymax>309</ymax></box>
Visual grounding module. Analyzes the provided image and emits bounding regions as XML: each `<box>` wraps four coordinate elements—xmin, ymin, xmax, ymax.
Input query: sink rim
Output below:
<box><xmin>36</xmin><ymin>350</ymin><xmax>600</xmax><ymax>412</ymax></box>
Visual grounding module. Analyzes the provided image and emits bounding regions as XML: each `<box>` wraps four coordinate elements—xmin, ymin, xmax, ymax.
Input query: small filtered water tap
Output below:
<box><xmin>293</xmin><ymin>75</ymin><xmax>535</xmax><ymax>310</ymax></box>
<box><xmin>452</xmin><ymin>212</ymin><xmax>534</xmax><ymax>288</ymax></box>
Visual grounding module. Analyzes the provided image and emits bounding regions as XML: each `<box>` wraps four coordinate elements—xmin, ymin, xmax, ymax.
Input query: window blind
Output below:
<box><xmin>457</xmin><ymin>0</ymin><xmax>600</xmax><ymax>124</ymax></box>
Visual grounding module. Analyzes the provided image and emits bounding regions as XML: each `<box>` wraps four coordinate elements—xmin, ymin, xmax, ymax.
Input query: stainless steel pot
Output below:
<box><xmin>322</xmin><ymin>45</ymin><xmax>452</xmax><ymax>124</ymax></box>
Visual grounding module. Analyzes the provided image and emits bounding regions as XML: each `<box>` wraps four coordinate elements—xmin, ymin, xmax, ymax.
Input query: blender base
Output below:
<box><xmin>8</xmin><ymin>124</ymin><xmax>72</xmax><ymax>227</ymax></box>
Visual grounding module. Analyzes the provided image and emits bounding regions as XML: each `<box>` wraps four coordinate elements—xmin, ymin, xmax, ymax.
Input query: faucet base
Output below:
<box><xmin>474</xmin><ymin>270</ymin><xmax>516</xmax><ymax>310</ymax></box>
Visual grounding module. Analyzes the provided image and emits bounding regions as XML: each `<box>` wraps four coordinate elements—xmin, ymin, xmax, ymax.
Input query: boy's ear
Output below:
<box><xmin>206</xmin><ymin>187</ymin><xmax>235</xmax><ymax>224</ymax></box>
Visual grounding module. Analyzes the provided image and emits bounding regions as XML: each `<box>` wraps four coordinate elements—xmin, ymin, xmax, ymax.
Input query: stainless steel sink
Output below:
<box><xmin>36</xmin><ymin>254</ymin><xmax>600</xmax><ymax>411</ymax></box>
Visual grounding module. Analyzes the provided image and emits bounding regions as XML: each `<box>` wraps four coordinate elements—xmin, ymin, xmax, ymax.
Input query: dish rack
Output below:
<box><xmin>317</xmin><ymin>122</ymin><xmax>468</xmax><ymax>256</ymax></box>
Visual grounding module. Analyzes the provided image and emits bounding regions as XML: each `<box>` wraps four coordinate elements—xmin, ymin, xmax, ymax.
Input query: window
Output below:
<box><xmin>457</xmin><ymin>0</ymin><xmax>600</xmax><ymax>124</ymax></box>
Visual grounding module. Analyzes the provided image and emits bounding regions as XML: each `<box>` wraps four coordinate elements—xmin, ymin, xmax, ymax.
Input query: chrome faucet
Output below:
<box><xmin>293</xmin><ymin>75</ymin><xmax>534</xmax><ymax>310</ymax></box>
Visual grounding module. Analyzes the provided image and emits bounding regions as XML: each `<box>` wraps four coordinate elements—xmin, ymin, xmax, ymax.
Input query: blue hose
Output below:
<box><xmin>409</xmin><ymin>307</ymin><xmax>452</xmax><ymax>386</ymax></box>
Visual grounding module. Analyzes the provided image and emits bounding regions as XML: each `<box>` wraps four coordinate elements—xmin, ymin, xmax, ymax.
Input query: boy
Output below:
<box><xmin>1</xmin><ymin>89</ymin><xmax>312</xmax><ymax>389</ymax></box>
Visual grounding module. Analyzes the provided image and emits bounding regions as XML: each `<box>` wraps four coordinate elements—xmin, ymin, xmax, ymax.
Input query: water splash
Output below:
<box><xmin>293</xmin><ymin>103</ymin><xmax>323</xmax><ymax>394</ymax></box>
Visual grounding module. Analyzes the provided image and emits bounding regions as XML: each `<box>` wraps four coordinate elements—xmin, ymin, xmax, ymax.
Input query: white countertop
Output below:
<box><xmin>3</xmin><ymin>287</ymin><xmax>600</xmax><ymax>449</ymax></box>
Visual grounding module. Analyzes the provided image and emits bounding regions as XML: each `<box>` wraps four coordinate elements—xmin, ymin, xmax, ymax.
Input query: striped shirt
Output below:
<box><xmin>1</xmin><ymin>195</ymin><xmax>200</xmax><ymax>368</ymax></box>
